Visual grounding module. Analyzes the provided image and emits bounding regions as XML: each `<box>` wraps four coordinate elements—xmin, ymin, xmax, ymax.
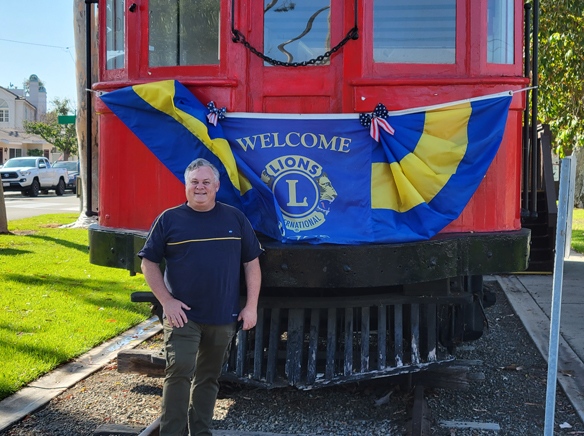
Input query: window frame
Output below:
<box><xmin>137</xmin><ymin>0</ymin><xmax>228</xmax><ymax>80</ymax></box>
<box><xmin>363</xmin><ymin>0</ymin><xmax>467</xmax><ymax>77</ymax></box>
<box><xmin>480</xmin><ymin>0</ymin><xmax>523</xmax><ymax>76</ymax></box>
<box><xmin>99</xmin><ymin>0</ymin><xmax>131</xmax><ymax>81</ymax></box>
<box><xmin>361</xmin><ymin>0</ymin><xmax>522</xmax><ymax>78</ymax></box>
<box><xmin>0</xmin><ymin>99</ymin><xmax>8</xmax><ymax>123</ymax></box>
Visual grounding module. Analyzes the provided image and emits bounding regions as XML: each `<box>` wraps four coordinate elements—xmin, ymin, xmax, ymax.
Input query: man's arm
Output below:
<box><xmin>238</xmin><ymin>257</ymin><xmax>261</xmax><ymax>330</ymax></box>
<box><xmin>141</xmin><ymin>257</ymin><xmax>190</xmax><ymax>327</ymax></box>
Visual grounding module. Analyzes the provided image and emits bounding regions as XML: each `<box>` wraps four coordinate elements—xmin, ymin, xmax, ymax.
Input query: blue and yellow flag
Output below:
<box><xmin>100</xmin><ymin>80</ymin><xmax>512</xmax><ymax>244</ymax></box>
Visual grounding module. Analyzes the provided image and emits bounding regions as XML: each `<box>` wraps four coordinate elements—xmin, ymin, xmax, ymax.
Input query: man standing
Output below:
<box><xmin>139</xmin><ymin>158</ymin><xmax>263</xmax><ymax>436</ymax></box>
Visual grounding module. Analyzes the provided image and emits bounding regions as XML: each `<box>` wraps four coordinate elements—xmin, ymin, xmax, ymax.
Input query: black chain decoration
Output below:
<box><xmin>231</xmin><ymin>27</ymin><xmax>359</xmax><ymax>67</ymax></box>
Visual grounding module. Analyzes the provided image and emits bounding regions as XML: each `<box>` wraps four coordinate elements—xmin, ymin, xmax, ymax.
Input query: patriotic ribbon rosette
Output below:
<box><xmin>359</xmin><ymin>103</ymin><xmax>395</xmax><ymax>141</ymax></box>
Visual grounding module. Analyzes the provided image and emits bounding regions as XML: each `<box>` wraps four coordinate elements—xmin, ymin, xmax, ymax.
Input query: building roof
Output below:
<box><xmin>0</xmin><ymin>86</ymin><xmax>38</xmax><ymax>111</ymax></box>
<box><xmin>0</xmin><ymin>86</ymin><xmax>23</xmax><ymax>100</ymax></box>
<box><xmin>0</xmin><ymin>128</ymin><xmax>47</xmax><ymax>146</ymax></box>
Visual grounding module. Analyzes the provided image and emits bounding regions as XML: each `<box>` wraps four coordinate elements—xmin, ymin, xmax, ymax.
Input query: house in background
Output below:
<box><xmin>0</xmin><ymin>74</ymin><xmax>52</xmax><ymax>165</ymax></box>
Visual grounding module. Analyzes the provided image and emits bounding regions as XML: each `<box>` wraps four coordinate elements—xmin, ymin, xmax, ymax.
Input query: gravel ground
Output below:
<box><xmin>2</xmin><ymin>280</ymin><xmax>583</xmax><ymax>436</ymax></box>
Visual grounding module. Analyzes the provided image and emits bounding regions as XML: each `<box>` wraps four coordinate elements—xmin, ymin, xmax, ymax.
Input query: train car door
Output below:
<box><xmin>245</xmin><ymin>0</ymin><xmax>348</xmax><ymax>114</ymax></box>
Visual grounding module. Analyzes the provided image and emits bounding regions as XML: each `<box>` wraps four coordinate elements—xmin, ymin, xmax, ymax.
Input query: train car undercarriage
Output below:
<box><xmin>89</xmin><ymin>226</ymin><xmax>530</xmax><ymax>388</ymax></box>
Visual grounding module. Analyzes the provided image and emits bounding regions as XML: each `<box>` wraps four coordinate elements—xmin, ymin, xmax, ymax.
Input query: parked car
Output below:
<box><xmin>0</xmin><ymin>157</ymin><xmax>68</xmax><ymax>196</ymax></box>
<box><xmin>52</xmin><ymin>161</ymin><xmax>80</xmax><ymax>194</ymax></box>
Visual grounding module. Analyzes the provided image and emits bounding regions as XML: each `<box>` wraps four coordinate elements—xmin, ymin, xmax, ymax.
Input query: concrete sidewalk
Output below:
<box><xmin>498</xmin><ymin>250</ymin><xmax>584</xmax><ymax>425</ymax></box>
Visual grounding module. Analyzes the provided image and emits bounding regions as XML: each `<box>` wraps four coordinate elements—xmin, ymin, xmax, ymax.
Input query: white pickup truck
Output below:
<box><xmin>1</xmin><ymin>157</ymin><xmax>69</xmax><ymax>197</ymax></box>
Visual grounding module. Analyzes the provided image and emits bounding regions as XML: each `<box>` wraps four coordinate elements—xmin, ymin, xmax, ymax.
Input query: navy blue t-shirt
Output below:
<box><xmin>138</xmin><ymin>202</ymin><xmax>263</xmax><ymax>324</ymax></box>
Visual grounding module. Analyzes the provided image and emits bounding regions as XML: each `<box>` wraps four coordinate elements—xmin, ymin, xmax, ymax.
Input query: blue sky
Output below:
<box><xmin>0</xmin><ymin>1</ymin><xmax>77</xmax><ymax>111</ymax></box>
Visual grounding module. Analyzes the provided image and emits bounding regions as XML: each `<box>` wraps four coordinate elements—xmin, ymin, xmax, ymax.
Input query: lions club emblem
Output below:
<box><xmin>261</xmin><ymin>155</ymin><xmax>337</xmax><ymax>232</ymax></box>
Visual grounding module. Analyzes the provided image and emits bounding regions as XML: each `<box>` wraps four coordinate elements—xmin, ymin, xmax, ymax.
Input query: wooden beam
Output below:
<box><xmin>117</xmin><ymin>350</ymin><xmax>165</xmax><ymax>377</ymax></box>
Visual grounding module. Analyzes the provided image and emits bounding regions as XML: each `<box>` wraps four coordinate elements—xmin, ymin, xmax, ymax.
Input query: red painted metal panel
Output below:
<box><xmin>94</xmin><ymin>0</ymin><xmax>527</xmax><ymax>236</ymax></box>
<box><xmin>98</xmin><ymin>113</ymin><xmax>184</xmax><ymax>231</ymax></box>
<box><xmin>444</xmin><ymin>105</ymin><xmax>523</xmax><ymax>233</ymax></box>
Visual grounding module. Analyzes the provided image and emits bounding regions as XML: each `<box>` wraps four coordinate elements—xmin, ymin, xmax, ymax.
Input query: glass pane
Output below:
<box><xmin>373</xmin><ymin>0</ymin><xmax>456</xmax><ymax>64</ymax></box>
<box><xmin>487</xmin><ymin>0</ymin><xmax>514</xmax><ymax>64</ymax></box>
<box><xmin>263</xmin><ymin>0</ymin><xmax>331</xmax><ymax>66</ymax></box>
<box><xmin>106</xmin><ymin>0</ymin><xmax>125</xmax><ymax>70</ymax></box>
<box><xmin>149</xmin><ymin>0</ymin><xmax>220</xmax><ymax>67</ymax></box>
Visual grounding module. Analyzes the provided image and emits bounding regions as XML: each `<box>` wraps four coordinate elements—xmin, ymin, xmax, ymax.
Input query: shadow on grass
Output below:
<box><xmin>0</xmin><ymin>248</ymin><xmax>33</xmax><ymax>256</ymax></box>
<box><xmin>0</xmin><ymin>272</ymin><xmax>151</xmax><ymax>400</ymax></box>
<box><xmin>0</xmin><ymin>335</ymin><xmax>72</xmax><ymax>400</ymax></box>
<box><xmin>25</xmin><ymin>234</ymin><xmax>88</xmax><ymax>253</ymax></box>
<box><xmin>2</xmin><ymin>273</ymin><xmax>147</xmax><ymax>313</ymax></box>
<box><xmin>0</xmin><ymin>320</ymin><xmax>38</xmax><ymax>335</ymax></box>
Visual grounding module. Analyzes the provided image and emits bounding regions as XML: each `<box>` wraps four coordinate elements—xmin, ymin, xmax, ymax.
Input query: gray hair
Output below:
<box><xmin>184</xmin><ymin>158</ymin><xmax>220</xmax><ymax>183</ymax></box>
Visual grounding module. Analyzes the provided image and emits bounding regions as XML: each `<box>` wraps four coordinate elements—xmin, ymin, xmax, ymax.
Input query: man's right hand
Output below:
<box><xmin>141</xmin><ymin>258</ymin><xmax>191</xmax><ymax>328</ymax></box>
<box><xmin>162</xmin><ymin>298</ymin><xmax>191</xmax><ymax>328</ymax></box>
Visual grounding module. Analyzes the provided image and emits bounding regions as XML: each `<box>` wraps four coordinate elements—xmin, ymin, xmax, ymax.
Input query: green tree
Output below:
<box><xmin>24</xmin><ymin>98</ymin><xmax>78</xmax><ymax>161</ymax></box>
<box><xmin>538</xmin><ymin>1</ymin><xmax>584</xmax><ymax>156</ymax></box>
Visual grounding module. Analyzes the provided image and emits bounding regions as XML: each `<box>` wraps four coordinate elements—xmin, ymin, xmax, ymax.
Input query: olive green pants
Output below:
<box><xmin>160</xmin><ymin>319</ymin><xmax>235</xmax><ymax>436</ymax></box>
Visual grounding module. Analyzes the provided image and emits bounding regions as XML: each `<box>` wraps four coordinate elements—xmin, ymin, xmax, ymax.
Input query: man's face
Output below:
<box><xmin>185</xmin><ymin>166</ymin><xmax>220</xmax><ymax>211</ymax></box>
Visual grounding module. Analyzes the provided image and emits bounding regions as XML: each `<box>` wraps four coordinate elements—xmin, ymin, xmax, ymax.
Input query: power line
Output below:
<box><xmin>0</xmin><ymin>38</ymin><xmax>75</xmax><ymax>63</ymax></box>
<box><xmin>0</xmin><ymin>37</ymin><xmax>71</xmax><ymax>51</ymax></box>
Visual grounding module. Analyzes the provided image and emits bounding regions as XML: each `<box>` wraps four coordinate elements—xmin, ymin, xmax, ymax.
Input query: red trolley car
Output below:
<box><xmin>89</xmin><ymin>0</ymin><xmax>532</xmax><ymax>388</ymax></box>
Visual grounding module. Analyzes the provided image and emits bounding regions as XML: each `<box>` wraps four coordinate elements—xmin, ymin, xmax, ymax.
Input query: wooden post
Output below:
<box><xmin>73</xmin><ymin>0</ymin><xmax>99</xmax><ymax>215</ymax></box>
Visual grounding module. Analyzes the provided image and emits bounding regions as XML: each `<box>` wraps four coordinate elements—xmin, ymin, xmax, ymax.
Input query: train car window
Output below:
<box><xmin>105</xmin><ymin>0</ymin><xmax>125</xmax><ymax>70</ymax></box>
<box><xmin>263</xmin><ymin>0</ymin><xmax>331</xmax><ymax>66</ymax></box>
<box><xmin>487</xmin><ymin>0</ymin><xmax>514</xmax><ymax>64</ymax></box>
<box><xmin>373</xmin><ymin>0</ymin><xmax>456</xmax><ymax>64</ymax></box>
<box><xmin>149</xmin><ymin>0</ymin><xmax>220</xmax><ymax>67</ymax></box>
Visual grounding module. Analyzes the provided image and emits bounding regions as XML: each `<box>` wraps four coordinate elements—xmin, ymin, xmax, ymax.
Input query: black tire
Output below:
<box><xmin>55</xmin><ymin>179</ymin><xmax>65</xmax><ymax>196</ymax></box>
<box><xmin>29</xmin><ymin>179</ymin><xmax>40</xmax><ymax>197</ymax></box>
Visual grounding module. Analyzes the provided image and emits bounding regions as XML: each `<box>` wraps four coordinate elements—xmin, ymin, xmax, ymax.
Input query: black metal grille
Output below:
<box><xmin>223</xmin><ymin>297</ymin><xmax>456</xmax><ymax>389</ymax></box>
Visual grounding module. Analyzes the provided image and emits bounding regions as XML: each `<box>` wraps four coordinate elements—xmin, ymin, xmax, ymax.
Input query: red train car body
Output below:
<box><xmin>89</xmin><ymin>0</ymin><xmax>531</xmax><ymax>387</ymax></box>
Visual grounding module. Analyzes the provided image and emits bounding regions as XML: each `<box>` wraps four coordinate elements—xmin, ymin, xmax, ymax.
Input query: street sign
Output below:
<box><xmin>58</xmin><ymin>115</ymin><xmax>76</xmax><ymax>125</ymax></box>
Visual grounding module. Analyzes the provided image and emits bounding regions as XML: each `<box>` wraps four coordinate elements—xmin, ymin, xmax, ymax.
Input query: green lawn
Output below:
<box><xmin>0</xmin><ymin>214</ymin><xmax>151</xmax><ymax>400</ymax></box>
<box><xmin>572</xmin><ymin>208</ymin><xmax>584</xmax><ymax>254</ymax></box>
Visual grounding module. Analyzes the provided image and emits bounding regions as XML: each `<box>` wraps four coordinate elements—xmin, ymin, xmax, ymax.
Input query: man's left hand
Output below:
<box><xmin>238</xmin><ymin>306</ymin><xmax>257</xmax><ymax>331</ymax></box>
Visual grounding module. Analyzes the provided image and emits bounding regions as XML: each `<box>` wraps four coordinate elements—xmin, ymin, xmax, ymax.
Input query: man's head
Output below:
<box><xmin>184</xmin><ymin>158</ymin><xmax>220</xmax><ymax>212</ymax></box>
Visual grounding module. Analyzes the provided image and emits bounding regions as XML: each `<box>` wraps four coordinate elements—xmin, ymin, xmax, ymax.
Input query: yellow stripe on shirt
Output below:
<box><xmin>167</xmin><ymin>237</ymin><xmax>242</xmax><ymax>246</ymax></box>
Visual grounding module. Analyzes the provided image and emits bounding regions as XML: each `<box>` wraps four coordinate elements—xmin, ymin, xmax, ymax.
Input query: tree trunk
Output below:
<box><xmin>73</xmin><ymin>0</ymin><xmax>99</xmax><ymax>215</ymax></box>
<box><xmin>573</xmin><ymin>146</ymin><xmax>584</xmax><ymax>209</ymax></box>
<box><xmin>0</xmin><ymin>185</ymin><xmax>9</xmax><ymax>234</ymax></box>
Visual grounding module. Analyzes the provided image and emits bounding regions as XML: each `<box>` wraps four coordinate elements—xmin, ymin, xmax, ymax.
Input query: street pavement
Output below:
<box><xmin>2</xmin><ymin>191</ymin><xmax>81</xmax><ymax>220</ymax></box>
